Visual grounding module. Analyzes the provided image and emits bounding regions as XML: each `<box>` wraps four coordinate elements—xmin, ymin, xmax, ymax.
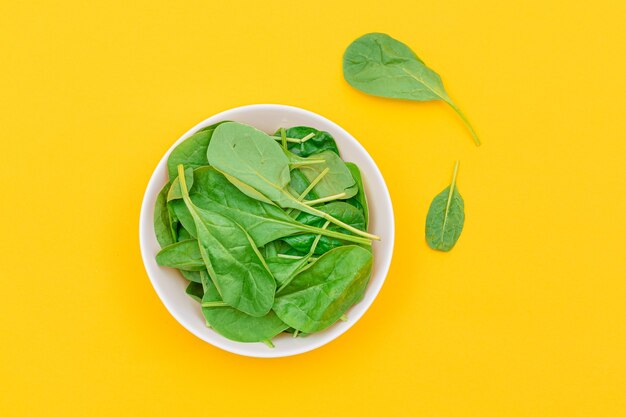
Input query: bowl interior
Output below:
<box><xmin>139</xmin><ymin>104</ymin><xmax>394</xmax><ymax>357</ymax></box>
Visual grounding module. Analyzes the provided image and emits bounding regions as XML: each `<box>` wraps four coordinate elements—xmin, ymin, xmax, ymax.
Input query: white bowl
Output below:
<box><xmin>139</xmin><ymin>104</ymin><xmax>394</xmax><ymax>357</ymax></box>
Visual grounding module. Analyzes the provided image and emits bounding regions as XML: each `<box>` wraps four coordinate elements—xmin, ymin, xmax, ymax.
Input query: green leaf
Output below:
<box><xmin>273</xmin><ymin>245</ymin><xmax>373</xmax><ymax>333</ymax></box>
<box><xmin>277</xmin><ymin>126</ymin><xmax>339</xmax><ymax>157</ymax></box>
<box><xmin>425</xmin><ymin>161</ymin><xmax>465</xmax><ymax>251</ymax></box>
<box><xmin>178</xmin><ymin>165</ymin><xmax>276</xmax><ymax>317</ymax></box>
<box><xmin>201</xmin><ymin>283</ymin><xmax>288</xmax><ymax>343</ymax></box>
<box><xmin>166</xmin><ymin>121</ymin><xmax>227</xmax><ymax>181</ymax></box>
<box><xmin>207</xmin><ymin>122</ymin><xmax>380</xmax><ymax>241</ymax></box>
<box><xmin>154</xmin><ymin>182</ymin><xmax>176</xmax><ymax>247</ymax></box>
<box><xmin>282</xmin><ymin>202</ymin><xmax>366</xmax><ymax>255</ymax></box>
<box><xmin>345</xmin><ymin>162</ymin><xmax>369</xmax><ymax>227</ymax></box>
<box><xmin>155</xmin><ymin>239</ymin><xmax>205</xmax><ymax>271</ymax></box>
<box><xmin>343</xmin><ymin>33</ymin><xmax>480</xmax><ymax>146</ymax></box>
<box><xmin>296</xmin><ymin>151</ymin><xmax>357</xmax><ymax>200</ymax></box>
<box><xmin>169</xmin><ymin>167</ymin><xmax>373</xmax><ymax>247</ymax></box>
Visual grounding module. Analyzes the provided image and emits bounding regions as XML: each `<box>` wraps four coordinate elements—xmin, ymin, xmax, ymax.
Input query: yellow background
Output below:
<box><xmin>2</xmin><ymin>0</ymin><xmax>625</xmax><ymax>416</ymax></box>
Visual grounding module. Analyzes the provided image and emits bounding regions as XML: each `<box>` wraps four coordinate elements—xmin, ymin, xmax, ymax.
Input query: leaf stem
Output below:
<box><xmin>303</xmin><ymin>193</ymin><xmax>347</xmax><ymax>206</ymax></box>
<box><xmin>293</xmin><ymin>329</ymin><xmax>300</xmax><ymax>338</ymax></box>
<box><xmin>302</xmin><ymin>203</ymin><xmax>381</xmax><ymax>240</ymax></box>
<box><xmin>446</xmin><ymin>101</ymin><xmax>481</xmax><ymax>146</ymax></box>
<box><xmin>289</xmin><ymin>159</ymin><xmax>325</xmax><ymax>166</ymax></box>
<box><xmin>271</xmin><ymin>136</ymin><xmax>306</xmax><ymax>143</ymax></box>
<box><xmin>277</xmin><ymin>253</ymin><xmax>319</xmax><ymax>262</ymax></box>
<box><xmin>280</xmin><ymin>128</ymin><xmax>287</xmax><ymax>150</ymax></box>
<box><xmin>299</xmin><ymin>132</ymin><xmax>316</xmax><ymax>143</ymax></box>
<box><xmin>441</xmin><ymin>160</ymin><xmax>460</xmax><ymax>245</ymax></box>
<box><xmin>262</xmin><ymin>339</ymin><xmax>275</xmax><ymax>348</ymax></box>
<box><xmin>201</xmin><ymin>301</ymin><xmax>228</xmax><ymax>308</ymax></box>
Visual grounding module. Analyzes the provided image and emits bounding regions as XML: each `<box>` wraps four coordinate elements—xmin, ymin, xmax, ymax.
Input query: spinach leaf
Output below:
<box><xmin>185</xmin><ymin>281</ymin><xmax>204</xmax><ymax>302</ymax></box>
<box><xmin>154</xmin><ymin>182</ymin><xmax>176</xmax><ymax>247</ymax></box>
<box><xmin>207</xmin><ymin>122</ymin><xmax>379</xmax><ymax>241</ymax></box>
<box><xmin>277</xmin><ymin>126</ymin><xmax>339</xmax><ymax>157</ymax></box>
<box><xmin>282</xmin><ymin>202</ymin><xmax>366</xmax><ymax>255</ymax></box>
<box><xmin>345</xmin><ymin>162</ymin><xmax>369</xmax><ymax>227</ymax></box>
<box><xmin>296</xmin><ymin>151</ymin><xmax>357</xmax><ymax>200</ymax></box>
<box><xmin>155</xmin><ymin>239</ymin><xmax>205</xmax><ymax>271</ymax></box>
<box><xmin>178</xmin><ymin>165</ymin><xmax>276</xmax><ymax>317</ymax></box>
<box><xmin>273</xmin><ymin>245</ymin><xmax>373</xmax><ymax>333</ymax></box>
<box><xmin>201</xmin><ymin>283</ymin><xmax>288</xmax><ymax>343</ymax></box>
<box><xmin>166</xmin><ymin>121</ymin><xmax>227</xmax><ymax>181</ymax></box>
<box><xmin>343</xmin><ymin>33</ymin><xmax>480</xmax><ymax>146</ymax></box>
<box><xmin>169</xmin><ymin>167</ymin><xmax>373</xmax><ymax>247</ymax></box>
<box><xmin>425</xmin><ymin>161</ymin><xmax>465</xmax><ymax>251</ymax></box>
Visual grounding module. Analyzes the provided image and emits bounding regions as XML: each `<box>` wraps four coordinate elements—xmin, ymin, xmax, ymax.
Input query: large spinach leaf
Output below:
<box><xmin>426</xmin><ymin>161</ymin><xmax>465</xmax><ymax>251</ymax></box>
<box><xmin>201</xmin><ymin>283</ymin><xmax>288</xmax><ymax>343</ymax></box>
<box><xmin>178</xmin><ymin>165</ymin><xmax>276</xmax><ymax>317</ymax></box>
<box><xmin>273</xmin><ymin>245</ymin><xmax>373</xmax><ymax>333</ymax></box>
<box><xmin>207</xmin><ymin>122</ymin><xmax>379</xmax><ymax>241</ymax></box>
<box><xmin>343</xmin><ymin>33</ymin><xmax>480</xmax><ymax>146</ymax></box>
<box><xmin>282</xmin><ymin>202</ymin><xmax>366</xmax><ymax>255</ymax></box>
<box><xmin>169</xmin><ymin>167</ymin><xmax>372</xmax><ymax>247</ymax></box>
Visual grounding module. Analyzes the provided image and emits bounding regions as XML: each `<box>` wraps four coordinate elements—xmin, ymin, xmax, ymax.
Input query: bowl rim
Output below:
<box><xmin>139</xmin><ymin>104</ymin><xmax>394</xmax><ymax>357</ymax></box>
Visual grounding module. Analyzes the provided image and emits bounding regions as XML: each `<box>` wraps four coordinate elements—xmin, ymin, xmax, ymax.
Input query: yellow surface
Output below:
<box><xmin>1</xmin><ymin>1</ymin><xmax>625</xmax><ymax>416</ymax></box>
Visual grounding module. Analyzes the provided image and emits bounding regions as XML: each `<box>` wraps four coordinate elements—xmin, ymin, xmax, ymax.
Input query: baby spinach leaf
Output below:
<box><xmin>178</xmin><ymin>165</ymin><xmax>276</xmax><ymax>317</ymax></box>
<box><xmin>345</xmin><ymin>162</ymin><xmax>369</xmax><ymax>227</ymax></box>
<box><xmin>277</xmin><ymin>126</ymin><xmax>339</xmax><ymax>157</ymax></box>
<box><xmin>201</xmin><ymin>283</ymin><xmax>288</xmax><ymax>343</ymax></box>
<box><xmin>296</xmin><ymin>151</ymin><xmax>357</xmax><ymax>200</ymax></box>
<box><xmin>283</xmin><ymin>202</ymin><xmax>366</xmax><ymax>255</ymax></box>
<box><xmin>169</xmin><ymin>167</ymin><xmax>373</xmax><ymax>247</ymax></box>
<box><xmin>207</xmin><ymin>122</ymin><xmax>379</xmax><ymax>241</ymax></box>
<box><xmin>343</xmin><ymin>33</ymin><xmax>480</xmax><ymax>146</ymax></box>
<box><xmin>155</xmin><ymin>239</ymin><xmax>205</xmax><ymax>271</ymax></box>
<box><xmin>154</xmin><ymin>182</ymin><xmax>176</xmax><ymax>247</ymax></box>
<box><xmin>425</xmin><ymin>161</ymin><xmax>465</xmax><ymax>251</ymax></box>
<box><xmin>273</xmin><ymin>245</ymin><xmax>373</xmax><ymax>333</ymax></box>
<box><xmin>166</xmin><ymin>121</ymin><xmax>227</xmax><ymax>181</ymax></box>
<box><xmin>185</xmin><ymin>281</ymin><xmax>204</xmax><ymax>302</ymax></box>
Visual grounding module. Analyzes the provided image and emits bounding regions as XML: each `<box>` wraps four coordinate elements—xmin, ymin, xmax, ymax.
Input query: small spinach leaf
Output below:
<box><xmin>296</xmin><ymin>151</ymin><xmax>357</xmax><ymax>200</ymax></box>
<box><xmin>345</xmin><ymin>162</ymin><xmax>369</xmax><ymax>227</ymax></box>
<box><xmin>155</xmin><ymin>239</ymin><xmax>205</xmax><ymax>271</ymax></box>
<box><xmin>201</xmin><ymin>283</ymin><xmax>288</xmax><ymax>343</ymax></box>
<box><xmin>154</xmin><ymin>182</ymin><xmax>176</xmax><ymax>247</ymax></box>
<box><xmin>273</xmin><ymin>245</ymin><xmax>373</xmax><ymax>333</ymax></box>
<box><xmin>343</xmin><ymin>33</ymin><xmax>480</xmax><ymax>146</ymax></box>
<box><xmin>425</xmin><ymin>161</ymin><xmax>465</xmax><ymax>251</ymax></box>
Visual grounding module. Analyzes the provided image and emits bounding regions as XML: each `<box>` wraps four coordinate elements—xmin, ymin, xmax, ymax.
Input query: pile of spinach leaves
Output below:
<box><xmin>154</xmin><ymin>121</ymin><xmax>378</xmax><ymax>346</ymax></box>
